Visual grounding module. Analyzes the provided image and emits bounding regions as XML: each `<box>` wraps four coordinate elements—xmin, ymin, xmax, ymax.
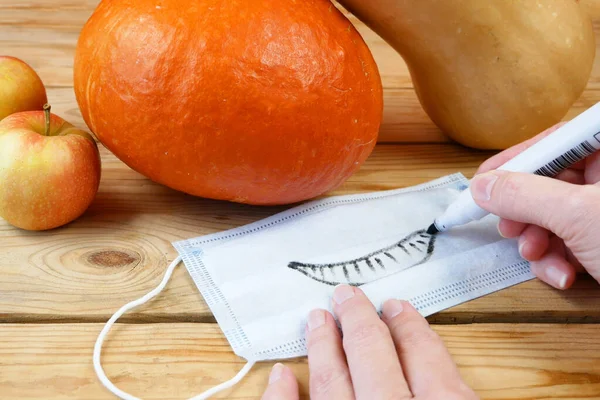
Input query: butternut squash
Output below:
<box><xmin>338</xmin><ymin>0</ymin><xmax>596</xmax><ymax>149</ymax></box>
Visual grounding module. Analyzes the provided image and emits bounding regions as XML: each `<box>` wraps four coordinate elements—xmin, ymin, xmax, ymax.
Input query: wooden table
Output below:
<box><xmin>2</xmin><ymin>1</ymin><xmax>600</xmax><ymax>399</ymax></box>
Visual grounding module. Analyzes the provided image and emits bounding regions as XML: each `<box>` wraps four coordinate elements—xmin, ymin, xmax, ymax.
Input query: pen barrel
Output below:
<box><xmin>435</xmin><ymin>101</ymin><xmax>600</xmax><ymax>232</ymax></box>
<box><xmin>435</xmin><ymin>189</ymin><xmax>489</xmax><ymax>231</ymax></box>
<box><xmin>499</xmin><ymin>102</ymin><xmax>600</xmax><ymax>176</ymax></box>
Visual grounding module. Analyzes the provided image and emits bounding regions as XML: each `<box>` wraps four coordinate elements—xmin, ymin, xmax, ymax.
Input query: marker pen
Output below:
<box><xmin>428</xmin><ymin>101</ymin><xmax>600</xmax><ymax>234</ymax></box>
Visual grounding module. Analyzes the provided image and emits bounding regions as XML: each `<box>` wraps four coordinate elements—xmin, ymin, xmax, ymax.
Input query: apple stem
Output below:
<box><xmin>43</xmin><ymin>103</ymin><xmax>51</xmax><ymax>136</ymax></box>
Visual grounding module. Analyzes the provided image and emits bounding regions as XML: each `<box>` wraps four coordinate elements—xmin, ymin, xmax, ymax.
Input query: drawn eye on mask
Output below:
<box><xmin>288</xmin><ymin>230</ymin><xmax>436</xmax><ymax>286</ymax></box>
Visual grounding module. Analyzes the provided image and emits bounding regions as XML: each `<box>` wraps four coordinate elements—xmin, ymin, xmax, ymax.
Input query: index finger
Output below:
<box><xmin>476</xmin><ymin>122</ymin><xmax>568</xmax><ymax>174</ymax></box>
<box><xmin>305</xmin><ymin>309</ymin><xmax>354</xmax><ymax>400</ymax></box>
<box><xmin>261</xmin><ymin>364</ymin><xmax>300</xmax><ymax>400</ymax></box>
<box><xmin>381</xmin><ymin>300</ymin><xmax>477</xmax><ymax>398</ymax></box>
<box><xmin>332</xmin><ymin>285</ymin><xmax>412</xmax><ymax>399</ymax></box>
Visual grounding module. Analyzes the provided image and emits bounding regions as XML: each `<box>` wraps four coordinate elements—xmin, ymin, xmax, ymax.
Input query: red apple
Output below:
<box><xmin>0</xmin><ymin>104</ymin><xmax>101</xmax><ymax>230</ymax></box>
<box><xmin>0</xmin><ymin>56</ymin><xmax>48</xmax><ymax>122</ymax></box>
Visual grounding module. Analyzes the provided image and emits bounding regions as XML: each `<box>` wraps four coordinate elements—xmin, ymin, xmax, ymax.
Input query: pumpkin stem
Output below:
<box><xmin>43</xmin><ymin>103</ymin><xmax>51</xmax><ymax>136</ymax></box>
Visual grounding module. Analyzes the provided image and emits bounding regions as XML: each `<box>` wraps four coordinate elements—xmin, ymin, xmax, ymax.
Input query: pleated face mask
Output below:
<box><xmin>93</xmin><ymin>173</ymin><xmax>533</xmax><ymax>399</ymax></box>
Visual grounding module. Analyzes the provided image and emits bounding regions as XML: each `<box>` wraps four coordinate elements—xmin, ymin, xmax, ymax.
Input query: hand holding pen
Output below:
<box><xmin>261</xmin><ymin>114</ymin><xmax>600</xmax><ymax>400</ymax></box>
<box><xmin>469</xmin><ymin>122</ymin><xmax>600</xmax><ymax>290</ymax></box>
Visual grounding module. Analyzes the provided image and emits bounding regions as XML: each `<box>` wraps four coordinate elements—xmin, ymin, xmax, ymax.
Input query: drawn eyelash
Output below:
<box><xmin>288</xmin><ymin>230</ymin><xmax>436</xmax><ymax>286</ymax></box>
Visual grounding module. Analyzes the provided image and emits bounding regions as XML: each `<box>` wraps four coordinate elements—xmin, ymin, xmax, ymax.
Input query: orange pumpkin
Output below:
<box><xmin>73</xmin><ymin>0</ymin><xmax>383</xmax><ymax>205</ymax></box>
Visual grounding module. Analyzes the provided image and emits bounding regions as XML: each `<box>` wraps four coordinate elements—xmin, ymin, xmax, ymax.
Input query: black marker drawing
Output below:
<box><xmin>288</xmin><ymin>230</ymin><xmax>436</xmax><ymax>286</ymax></box>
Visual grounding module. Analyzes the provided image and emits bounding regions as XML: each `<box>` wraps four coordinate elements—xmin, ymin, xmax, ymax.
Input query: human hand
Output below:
<box><xmin>471</xmin><ymin>122</ymin><xmax>600</xmax><ymax>289</ymax></box>
<box><xmin>261</xmin><ymin>285</ymin><xmax>478</xmax><ymax>400</ymax></box>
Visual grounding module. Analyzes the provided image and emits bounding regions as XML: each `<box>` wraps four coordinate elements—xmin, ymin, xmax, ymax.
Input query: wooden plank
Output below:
<box><xmin>1</xmin><ymin>0</ymin><xmax>599</xmax><ymax>90</ymax></box>
<box><xmin>1</xmin><ymin>323</ymin><xmax>599</xmax><ymax>399</ymax></box>
<box><xmin>0</xmin><ymin>0</ymin><xmax>409</xmax><ymax>88</ymax></box>
<box><xmin>1</xmin><ymin>143</ymin><xmax>599</xmax><ymax>324</ymax></box>
<box><xmin>45</xmin><ymin>87</ymin><xmax>600</xmax><ymax>144</ymax></box>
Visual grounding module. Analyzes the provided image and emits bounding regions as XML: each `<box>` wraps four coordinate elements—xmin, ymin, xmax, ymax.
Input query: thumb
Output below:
<box><xmin>469</xmin><ymin>170</ymin><xmax>598</xmax><ymax>242</ymax></box>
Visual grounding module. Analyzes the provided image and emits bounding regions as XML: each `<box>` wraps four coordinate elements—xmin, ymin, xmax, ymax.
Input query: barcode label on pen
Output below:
<box><xmin>534</xmin><ymin>141</ymin><xmax>596</xmax><ymax>177</ymax></box>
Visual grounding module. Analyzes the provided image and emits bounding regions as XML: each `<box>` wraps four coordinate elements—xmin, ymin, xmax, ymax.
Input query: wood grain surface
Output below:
<box><xmin>1</xmin><ymin>0</ymin><xmax>600</xmax><ymax>144</ymax></box>
<box><xmin>1</xmin><ymin>144</ymin><xmax>600</xmax><ymax>324</ymax></box>
<box><xmin>2</xmin><ymin>0</ymin><xmax>599</xmax><ymax>89</ymax></box>
<box><xmin>1</xmin><ymin>323</ymin><xmax>599</xmax><ymax>399</ymax></box>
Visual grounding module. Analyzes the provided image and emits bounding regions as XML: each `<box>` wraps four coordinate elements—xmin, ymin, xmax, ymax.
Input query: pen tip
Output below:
<box><xmin>426</xmin><ymin>223</ymin><xmax>439</xmax><ymax>235</ymax></box>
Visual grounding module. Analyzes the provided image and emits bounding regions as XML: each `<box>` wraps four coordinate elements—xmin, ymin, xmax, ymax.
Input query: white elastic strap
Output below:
<box><xmin>93</xmin><ymin>255</ymin><xmax>256</xmax><ymax>400</ymax></box>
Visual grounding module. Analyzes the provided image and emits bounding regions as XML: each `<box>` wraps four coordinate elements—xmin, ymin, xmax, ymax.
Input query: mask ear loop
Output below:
<box><xmin>93</xmin><ymin>255</ymin><xmax>256</xmax><ymax>400</ymax></box>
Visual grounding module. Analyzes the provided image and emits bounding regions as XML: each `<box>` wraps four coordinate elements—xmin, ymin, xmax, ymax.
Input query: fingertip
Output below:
<box><xmin>263</xmin><ymin>363</ymin><xmax>299</xmax><ymax>400</ymax></box>
<box><xmin>381</xmin><ymin>299</ymin><xmax>404</xmax><ymax>320</ymax></box>
<box><xmin>384</xmin><ymin>300</ymin><xmax>463</xmax><ymax>396</ymax></box>
<box><xmin>307</xmin><ymin>309</ymin><xmax>327</xmax><ymax>332</ymax></box>
<box><xmin>561</xmin><ymin>275</ymin><xmax>576</xmax><ymax>290</ymax></box>
<box><xmin>332</xmin><ymin>284</ymin><xmax>358</xmax><ymax>306</ymax></box>
<box><xmin>475</xmin><ymin>161</ymin><xmax>492</xmax><ymax>175</ymax></box>
<box><xmin>470</xmin><ymin>171</ymin><xmax>500</xmax><ymax>203</ymax></box>
<box><xmin>398</xmin><ymin>299</ymin><xmax>417</xmax><ymax>312</ymax></box>
<box><xmin>498</xmin><ymin>219</ymin><xmax>508</xmax><ymax>238</ymax></box>
<box><xmin>530</xmin><ymin>262</ymin><xmax>576</xmax><ymax>291</ymax></box>
<box><xmin>498</xmin><ymin>218</ymin><xmax>526</xmax><ymax>238</ymax></box>
<box><xmin>268</xmin><ymin>363</ymin><xmax>286</xmax><ymax>384</ymax></box>
<box><xmin>518</xmin><ymin>239</ymin><xmax>526</xmax><ymax>259</ymax></box>
<box><xmin>398</xmin><ymin>300</ymin><xmax>424</xmax><ymax>320</ymax></box>
<box><xmin>382</xmin><ymin>299</ymin><xmax>423</xmax><ymax>322</ymax></box>
<box><xmin>550</xmin><ymin>266</ymin><xmax>576</xmax><ymax>290</ymax></box>
<box><xmin>518</xmin><ymin>225</ymin><xmax>550</xmax><ymax>261</ymax></box>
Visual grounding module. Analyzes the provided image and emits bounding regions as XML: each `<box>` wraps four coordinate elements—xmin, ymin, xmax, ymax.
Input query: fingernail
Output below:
<box><xmin>518</xmin><ymin>239</ymin><xmax>527</xmax><ymax>258</ymax></box>
<box><xmin>530</xmin><ymin>261</ymin><xmax>542</xmax><ymax>277</ymax></box>
<box><xmin>333</xmin><ymin>285</ymin><xmax>355</xmax><ymax>304</ymax></box>
<box><xmin>497</xmin><ymin>220</ymin><xmax>507</xmax><ymax>238</ymax></box>
<box><xmin>546</xmin><ymin>266</ymin><xmax>568</xmax><ymax>289</ymax></box>
<box><xmin>269</xmin><ymin>363</ymin><xmax>284</xmax><ymax>384</ymax></box>
<box><xmin>382</xmin><ymin>299</ymin><xmax>404</xmax><ymax>319</ymax></box>
<box><xmin>307</xmin><ymin>309</ymin><xmax>326</xmax><ymax>331</ymax></box>
<box><xmin>471</xmin><ymin>172</ymin><xmax>498</xmax><ymax>202</ymax></box>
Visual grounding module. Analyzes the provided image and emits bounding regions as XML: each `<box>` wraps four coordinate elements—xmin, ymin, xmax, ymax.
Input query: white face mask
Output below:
<box><xmin>93</xmin><ymin>173</ymin><xmax>532</xmax><ymax>399</ymax></box>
